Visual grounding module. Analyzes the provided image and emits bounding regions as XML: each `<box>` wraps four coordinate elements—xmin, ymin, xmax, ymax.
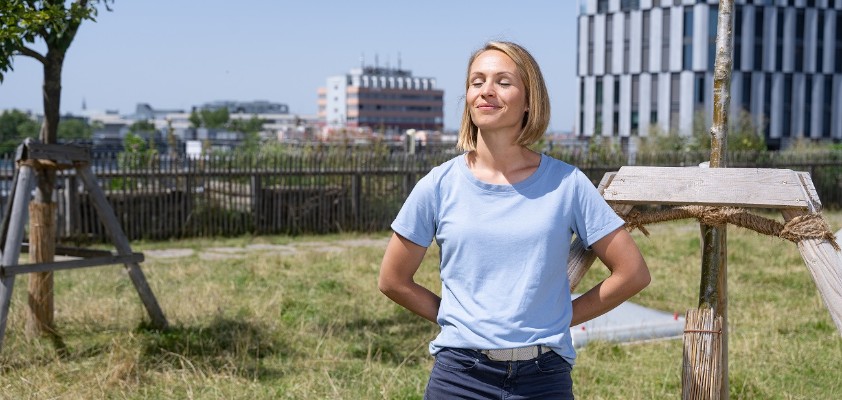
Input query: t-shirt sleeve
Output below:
<box><xmin>391</xmin><ymin>170</ymin><xmax>438</xmax><ymax>248</ymax></box>
<box><xmin>571</xmin><ymin>169</ymin><xmax>625</xmax><ymax>248</ymax></box>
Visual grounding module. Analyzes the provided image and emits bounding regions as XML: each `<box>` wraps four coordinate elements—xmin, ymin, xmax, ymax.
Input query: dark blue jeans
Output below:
<box><xmin>424</xmin><ymin>348</ymin><xmax>574</xmax><ymax>400</ymax></box>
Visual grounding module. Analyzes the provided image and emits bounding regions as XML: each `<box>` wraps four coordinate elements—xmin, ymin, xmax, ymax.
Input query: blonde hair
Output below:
<box><xmin>457</xmin><ymin>41</ymin><xmax>550</xmax><ymax>151</ymax></box>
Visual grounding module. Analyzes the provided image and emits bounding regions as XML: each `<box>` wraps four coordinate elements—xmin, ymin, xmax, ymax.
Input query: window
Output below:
<box><xmin>734</xmin><ymin>5</ymin><xmax>742</xmax><ymax>70</ymax></box>
<box><xmin>683</xmin><ymin>7</ymin><xmax>694</xmax><ymax>70</ymax></box>
<box><xmin>651</xmin><ymin>76</ymin><xmax>659</xmax><ymax>123</ymax></box>
<box><xmin>775</xmin><ymin>9</ymin><xmax>784</xmax><ymax>70</ymax></box>
<box><xmin>588</xmin><ymin>16</ymin><xmax>595</xmax><ymax>74</ymax></box>
<box><xmin>804</xmin><ymin>75</ymin><xmax>813</xmax><ymax>137</ymax></box>
<box><xmin>596</xmin><ymin>77</ymin><xmax>604</xmax><ymax>135</ymax></box>
<box><xmin>836</xmin><ymin>14</ymin><xmax>842</xmax><ymax>73</ymax></box>
<box><xmin>598</xmin><ymin>0</ymin><xmax>608</xmax><ymax>13</ymax></box>
<box><xmin>708</xmin><ymin>5</ymin><xmax>719</xmax><ymax>71</ymax></box>
<box><xmin>741</xmin><ymin>72</ymin><xmax>752</xmax><ymax>113</ymax></box>
<box><xmin>642</xmin><ymin>10</ymin><xmax>651</xmax><ymax>71</ymax></box>
<box><xmin>662</xmin><ymin>8</ymin><xmax>671</xmax><ymax>72</ymax></box>
<box><xmin>782</xmin><ymin>74</ymin><xmax>792</xmax><ymax>137</ymax></box>
<box><xmin>795</xmin><ymin>8</ymin><xmax>805</xmax><ymax>72</ymax></box>
<box><xmin>694</xmin><ymin>73</ymin><xmax>705</xmax><ymax>108</ymax></box>
<box><xmin>620</xmin><ymin>0</ymin><xmax>640</xmax><ymax>12</ymax></box>
<box><xmin>632</xmin><ymin>75</ymin><xmax>640</xmax><ymax>134</ymax></box>
<box><xmin>606</xmin><ymin>17</ymin><xmax>614</xmax><ymax>74</ymax></box>
<box><xmin>823</xmin><ymin>78</ymin><xmax>832</xmax><ymax>138</ymax></box>
<box><xmin>816</xmin><ymin>12</ymin><xmax>824</xmax><ymax>72</ymax></box>
<box><xmin>754</xmin><ymin>7</ymin><xmax>764</xmax><ymax>70</ymax></box>
<box><xmin>670</xmin><ymin>73</ymin><xmax>680</xmax><ymax>132</ymax></box>
<box><xmin>763</xmin><ymin>73</ymin><xmax>772</xmax><ymax>130</ymax></box>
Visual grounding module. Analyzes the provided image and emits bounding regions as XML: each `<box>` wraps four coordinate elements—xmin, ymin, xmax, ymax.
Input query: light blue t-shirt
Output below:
<box><xmin>391</xmin><ymin>153</ymin><xmax>624</xmax><ymax>364</ymax></box>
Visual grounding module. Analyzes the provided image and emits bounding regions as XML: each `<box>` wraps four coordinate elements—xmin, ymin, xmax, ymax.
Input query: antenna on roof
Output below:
<box><xmin>398</xmin><ymin>52</ymin><xmax>402</xmax><ymax>71</ymax></box>
<box><xmin>360</xmin><ymin>52</ymin><xmax>365</xmax><ymax>69</ymax></box>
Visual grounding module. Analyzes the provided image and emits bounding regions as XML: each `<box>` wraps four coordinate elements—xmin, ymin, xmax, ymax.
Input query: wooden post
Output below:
<box><xmin>684</xmin><ymin>1</ymin><xmax>734</xmax><ymax>399</ymax></box>
<box><xmin>26</xmin><ymin>202</ymin><xmax>56</xmax><ymax>337</ymax></box>
<box><xmin>76</xmin><ymin>165</ymin><xmax>168</xmax><ymax>329</ymax></box>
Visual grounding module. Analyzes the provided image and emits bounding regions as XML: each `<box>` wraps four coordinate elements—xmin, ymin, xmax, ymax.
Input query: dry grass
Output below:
<box><xmin>0</xmin><ymin>211</ymin><xmax>841</xmax><ymax>399</ymax></box>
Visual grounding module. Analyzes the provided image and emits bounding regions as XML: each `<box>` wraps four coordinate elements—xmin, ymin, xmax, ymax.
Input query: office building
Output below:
<box><xmin>318</xmin><ymin>64</ymin><xmax>444</xmax><ymax>133</ymax></box>
<box><xmin>576</xmin><ymin>0</ymin><xmax>842</xmax><ymax>149</ymax></box>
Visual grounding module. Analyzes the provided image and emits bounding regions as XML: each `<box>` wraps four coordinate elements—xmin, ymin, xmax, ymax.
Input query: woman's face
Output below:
<box><xmin>467</xmin><ymin>50</ymin><xmax>528</xmax><ymax>134</ymax></box>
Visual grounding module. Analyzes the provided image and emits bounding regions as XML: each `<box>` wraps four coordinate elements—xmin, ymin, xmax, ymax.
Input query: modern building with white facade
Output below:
<box><xmin>318</xmin><ymin>65</ymin><xmax>444</xmax><ymax>133</ymax></box>
<box><xmin>576</xmin><ymin>0</ymin><xmax>842</xmax><ymax>149</ymax></box>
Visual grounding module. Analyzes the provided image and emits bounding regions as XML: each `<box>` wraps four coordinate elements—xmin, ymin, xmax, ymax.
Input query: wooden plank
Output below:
<box><xmin>2</xmin><ymin>253</ymin><xmax>145</xmax><ymax>276</ymax></box>
<box><xmin>782</xmin><ymin>175</ymin><xmax>842</xmax><ymax>335</ymax></box>
<box><xmin>23</xmin><ymin>141</ymin><xmax>91</xmax><ymax>164</ymax></box>
<box><xmin>77</xmin><ymin>166</ymin><xmax>168</xmax><ymax>330</ymax></box>
<box><xmin>0</xmin><ymin>166</ymin><xmax>35</xmax><ymax>351</ymax></box>
<box><xmin>603</xmin><ymin>166</ymin><xmax>809</xmax><ymax>209</ymax></box>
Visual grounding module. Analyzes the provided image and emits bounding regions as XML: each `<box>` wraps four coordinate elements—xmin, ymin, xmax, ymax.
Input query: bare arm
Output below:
<box><xmin>378</xmin><ymin>233</ymin><xmax>441</xmax><ymax>323</ymax></box>
<box><xmin>571</xmin><ymin>227</ymin><xmax>650</xmax><ymax>326</ymax></box>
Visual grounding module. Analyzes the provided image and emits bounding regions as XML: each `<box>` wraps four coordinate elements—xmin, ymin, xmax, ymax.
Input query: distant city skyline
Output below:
<box><xmin>0</xmin><ymin>1</ymin><xmax>580</xmax><ymax>132</ymax></box>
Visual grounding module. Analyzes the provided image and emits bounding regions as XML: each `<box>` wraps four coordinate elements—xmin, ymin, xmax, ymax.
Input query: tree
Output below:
<box><xmin>1</xmin><ymin>0</ymin><xmax>114</xmax><ymax>340</ymax></box>
<box><xmin>57</xmin><ymin>118</ymin><xmax>93</xmax><ymax>141</ymax></box>
<box><xmin>0</xmin><ymin>109</ymin><xmax>40</xmax><ymax>153</ymax></box>
<box><xmin>689</xmin><ymin>109</ymin><xmax>765</xmax><ymax>152</ymax></box>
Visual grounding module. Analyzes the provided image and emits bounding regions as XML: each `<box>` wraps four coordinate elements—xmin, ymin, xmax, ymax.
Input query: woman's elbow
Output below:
<box><xmin>378</xmin><ymin>272</ymin><xmax>405</xmax><ymax>299</ymax></box>
<box><xmin>633</xmin><ymin>262</ymin><xmax>652</xmax><ymax>292</ymax></box>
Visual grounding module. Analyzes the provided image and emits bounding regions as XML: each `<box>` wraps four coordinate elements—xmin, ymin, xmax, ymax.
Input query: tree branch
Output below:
<box><xmin>17</xmin><ymin>46</ymin><xmax>47</xmax><ymax>64</ymax></box>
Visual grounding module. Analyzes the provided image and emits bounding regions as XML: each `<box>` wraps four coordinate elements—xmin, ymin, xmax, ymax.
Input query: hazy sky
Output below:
<box><xmin>0</xmin><ymin>1</ymin><xmax>581</xmax><ymax>132</ymax></box>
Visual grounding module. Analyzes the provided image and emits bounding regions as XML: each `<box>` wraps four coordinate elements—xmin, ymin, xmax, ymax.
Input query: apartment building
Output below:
<box><xmin>576</xmin><ymin>0</ymin><xmax>842</xmax><ymax>149</ymax></box>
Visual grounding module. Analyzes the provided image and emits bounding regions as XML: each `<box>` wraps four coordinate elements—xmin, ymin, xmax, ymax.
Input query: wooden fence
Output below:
<box><xmin>0</xmin><ymin>148</ymin><xmax>839</xmax><ymax>242</ymax></box>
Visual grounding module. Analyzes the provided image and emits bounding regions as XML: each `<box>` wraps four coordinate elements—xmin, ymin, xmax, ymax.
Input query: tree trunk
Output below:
<box><xmin>26</xmin><ymin>50</ymin><xmax>64</xmax><ymax>339</ymax></box>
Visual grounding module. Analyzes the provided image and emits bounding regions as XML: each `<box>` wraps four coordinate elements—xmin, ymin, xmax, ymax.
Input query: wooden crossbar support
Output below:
<box><xmin>1</xmin><ymin>253</ymin><xmax>145</xmax><ymax>276</ymax></box>
<box><xmin>0</xmin><ymin>140</ymin><xmax>168</xmax><ymax>353</ymax></box>
<box><xmin>566</xmin><ymin>166</ymin><xmax>842</xmax><ymax>334</ymax></box>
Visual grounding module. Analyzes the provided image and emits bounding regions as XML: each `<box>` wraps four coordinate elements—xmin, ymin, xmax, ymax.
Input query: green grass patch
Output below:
<box><xmin>1</xmin><ymin>213</ymin><xmax>841</xmax><ymax>398</ymax></box>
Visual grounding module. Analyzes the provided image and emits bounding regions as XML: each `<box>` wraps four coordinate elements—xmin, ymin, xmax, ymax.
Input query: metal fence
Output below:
<box><xmin>0</xmin><ymin>148</ymin><xmax>839</xmax><ymax>242</ymax></box>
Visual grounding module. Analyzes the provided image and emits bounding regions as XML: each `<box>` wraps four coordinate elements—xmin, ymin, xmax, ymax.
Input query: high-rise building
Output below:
<box><xmin>576</xmin><ymin>0</ymin><xmax>842</xmax><ymax>149</ymax></box>
<box><xmin>318</xmin><ymin>65</ymin><xmax>444</xmax><ymax>133</ymax></box>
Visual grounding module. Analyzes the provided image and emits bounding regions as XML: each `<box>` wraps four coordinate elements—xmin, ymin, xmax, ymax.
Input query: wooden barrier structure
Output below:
<box><xmin>0</xmin><ymin>140</ymin><xmax>168</xmax><ymax>352</ymax></box>
<box><xmin>566</xmin><ymin>166</ymin><xmax>842</xmax><ymax>399</ymax></box>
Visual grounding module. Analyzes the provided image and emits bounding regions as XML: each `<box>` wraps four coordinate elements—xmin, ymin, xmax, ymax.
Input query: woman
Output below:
<box><xmin>378</xmin><ymin>41</ymin><xmax>650</xmax><ymax>399</ymax></box>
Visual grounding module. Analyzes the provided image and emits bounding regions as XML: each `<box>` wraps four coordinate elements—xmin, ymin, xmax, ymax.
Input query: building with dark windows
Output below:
<box><xmin>318</xmin><ymin>65</ymin><xmax>444</xmax><ymax>134</ymax></box>
<box><xmin>576</xmin><ymin>0</ymin><xmax>842</xmax><ymax>149</ymax></box>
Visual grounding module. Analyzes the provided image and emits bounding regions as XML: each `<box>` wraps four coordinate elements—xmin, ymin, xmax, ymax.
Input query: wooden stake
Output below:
<box><xmin>682</xmin><ymin>308</ymin><xmax>724</xmax><ymax>399</ymax></box>
<box><xmin>26</xmin><ymin>202</ymin><xmax>57</xmax><ymax>338</ymax></box>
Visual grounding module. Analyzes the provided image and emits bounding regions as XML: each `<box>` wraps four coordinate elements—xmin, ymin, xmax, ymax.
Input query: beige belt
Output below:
<box><xmin>480</xmin><ymin>345</ymin><xmax>553</xmax><ymax>361</ymax></box>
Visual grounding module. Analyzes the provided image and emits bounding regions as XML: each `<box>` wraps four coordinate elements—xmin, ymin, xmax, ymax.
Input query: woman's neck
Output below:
<box><xmin>467</xmin><ymin>131</ymin><xmax>540</xmax><ymax>185</ymax></box>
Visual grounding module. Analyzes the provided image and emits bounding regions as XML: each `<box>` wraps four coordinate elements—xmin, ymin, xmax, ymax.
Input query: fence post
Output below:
<box><xmin>252</xmin><ymin>174</ymin><xmax>262</xmax><ymax>234</ymax></box>
<box><xmin>63</xmin><ymin>175</ymin><xmax>79</xmax><ymax>239</ymax></box>
<box><xmin>352</xmin><ymin>173</ymin><xmax>362</xmax><ymax>230</ymax></box>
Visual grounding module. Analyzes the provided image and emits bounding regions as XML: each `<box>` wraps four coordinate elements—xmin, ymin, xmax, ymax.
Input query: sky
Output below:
<box><xmin>0</xmin><ymin>1</ymin><xmax>582</xmax><ymax>132</ymax></box>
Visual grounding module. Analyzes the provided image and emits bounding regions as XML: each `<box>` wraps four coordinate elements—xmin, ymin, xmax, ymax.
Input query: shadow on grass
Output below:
<box><xmin>138</xmin><ymin>316</ymin><xmax>291</xmax><ymax>380</ymax></box>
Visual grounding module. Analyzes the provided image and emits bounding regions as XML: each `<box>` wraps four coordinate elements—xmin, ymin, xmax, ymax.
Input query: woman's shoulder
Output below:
<box><xmin>540</xmin><ymin>153</ymin><xmax>580</xmax><ymax>176</ymax></box>
<box><xmin>424</xmin><ymin>153</ymin><xmax>465</xmax><ymax>181</ymax></box>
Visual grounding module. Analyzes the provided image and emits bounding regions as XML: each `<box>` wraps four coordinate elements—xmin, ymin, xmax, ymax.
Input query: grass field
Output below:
<box><xmin>1</xmin><ymin>211</ymin><xmax>841</xmax><ymax>399</ymax></box>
